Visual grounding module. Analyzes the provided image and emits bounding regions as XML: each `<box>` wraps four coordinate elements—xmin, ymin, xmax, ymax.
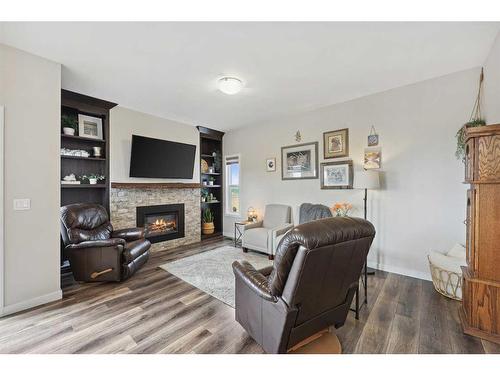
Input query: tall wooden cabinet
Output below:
<box><xmin>460</xmin><ymin>124</ymin><xmax>500</xmax><ymax>344</ymax></box>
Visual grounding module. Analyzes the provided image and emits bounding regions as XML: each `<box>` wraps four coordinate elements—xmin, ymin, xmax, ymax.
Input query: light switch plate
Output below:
<box><xmin>13</xmin><ymin>198</ymin><xmax>31</xmax><ymax>211</ymax></box>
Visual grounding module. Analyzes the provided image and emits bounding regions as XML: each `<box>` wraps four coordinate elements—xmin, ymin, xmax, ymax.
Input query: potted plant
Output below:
<box><xmin>331</xmin><ymin>202</ymin><xmax>353</xmax><ymax>217</ymax></box>
<box><xmin>81</xmin><ymin>174</ymin><xmax>105</xmax><ymax>185</ymax></box>
<box><xmin>61</xmin><ymin>113</ymin><xmax>78</xmax><ymax>136</ymax></box>
<box><xmin>201</xmin><ymin>189</ymin><xmax>208</xmax><ymax>203</ymax></box>
<box><xmin>456</xmin><ymin>119</ymin><xmax>485</xmax><ymax>162</ymax></box>
<box><xmin>208</xmin><ymin>176</ymin><xmax>215</xmax><ymax>186</ymax></box>
<box><xmin>202</xmin><ymin>208</ymin><xmax>215</xmax><ymax>235</ymax></box>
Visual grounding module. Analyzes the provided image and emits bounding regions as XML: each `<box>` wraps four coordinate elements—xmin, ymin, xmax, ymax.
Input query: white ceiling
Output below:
<box><xmin>1</xmin><ymin>22</ymin><xmax>499</xmax><ymax>131</ymax></box>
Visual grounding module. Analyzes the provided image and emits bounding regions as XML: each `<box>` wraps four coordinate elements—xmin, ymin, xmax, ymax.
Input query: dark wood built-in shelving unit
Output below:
<box><xmin>60</xmin><ymin>89</ymin><xmax>117</xmax><ymax>211</ymax></box>
<box><xmin>197</xmin><ymin>126</ymin><xmax>224</xmax><ymax>240</ymax></box>
<box><xmin>60</xmin><ymin>89</ymin><xmax>117</xmax><ymax>276</ymax></box>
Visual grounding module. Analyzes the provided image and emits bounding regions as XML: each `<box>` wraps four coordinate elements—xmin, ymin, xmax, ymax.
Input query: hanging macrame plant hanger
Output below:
<box><xmin>456</xmin><ymin>68</ymin><xmax>486</xmax><ymax>162</ymax></box>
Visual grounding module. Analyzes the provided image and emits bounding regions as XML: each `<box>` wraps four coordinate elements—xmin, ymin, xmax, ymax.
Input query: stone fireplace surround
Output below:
<box><xmin>110</xmin><ymin>183</ymin><xmax>201</xmax><ymax>252</ymax></box>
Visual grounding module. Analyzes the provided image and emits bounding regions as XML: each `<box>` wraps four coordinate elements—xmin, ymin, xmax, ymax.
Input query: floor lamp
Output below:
<box><xmin>354</xmin><ymin>170</ymin><xmax>380</xmax><ymax>308</ymax></box>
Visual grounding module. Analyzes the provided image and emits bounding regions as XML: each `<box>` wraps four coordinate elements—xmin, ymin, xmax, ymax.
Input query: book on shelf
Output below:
<box><xmin>61</xmin><ymin>180</ymin><xmax>81</xmax><ymax>185</ymax></box>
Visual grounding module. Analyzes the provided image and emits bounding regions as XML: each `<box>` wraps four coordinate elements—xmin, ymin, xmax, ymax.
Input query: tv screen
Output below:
<box><xmin>129</xmin><ymin>135</ymin><xmax>196</xmax><ymax>179</ymax></box>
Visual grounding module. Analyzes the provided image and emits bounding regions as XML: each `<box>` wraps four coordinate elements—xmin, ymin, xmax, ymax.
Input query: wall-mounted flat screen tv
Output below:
<box><xmin>129</xmin><ymin>134</ymin><xmax>196</xmax><ymax>179</ymax></box>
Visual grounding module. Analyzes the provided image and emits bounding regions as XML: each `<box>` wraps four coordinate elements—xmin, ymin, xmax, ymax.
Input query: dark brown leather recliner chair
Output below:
<box><xmin>232</xmin><ymin>216</ymin><xmax>375</xmax><ymax>354</ymax></box>
<box><xmin>60</xmin><ymin>203</ymin><xmax>151</xmax><ymax>282</ymax></box>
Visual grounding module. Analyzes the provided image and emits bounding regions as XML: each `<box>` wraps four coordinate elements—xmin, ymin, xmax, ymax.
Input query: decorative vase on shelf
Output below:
<box><xmin>209</xmin><ymin>180</ymin><xmax>214</xmax><ymax>186</ymax></box>
<box><xmin>93</xmin><ymin>147</ymin><xmax>102</xmax><ymax>157</ymax></box>
<box><xmin>89</xmin><ymin>178</ymin><xmax>97</xmax><ymax>185</ymax></box>
<box><xmin>63</xmin><ymin>127</ymin><xmax>75</xmax><ymax>136</ymax></box>
<box><xmin>202</xmin><ymin>222</ymin><xmax>215</xmax><ymax>235</ymax></box>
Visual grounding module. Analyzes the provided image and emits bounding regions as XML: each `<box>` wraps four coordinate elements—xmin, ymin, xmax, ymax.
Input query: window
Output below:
<box><xmin>225</xmin><ymin>155</ymin><xmax>240</xmax><ymax>216</ymax></box>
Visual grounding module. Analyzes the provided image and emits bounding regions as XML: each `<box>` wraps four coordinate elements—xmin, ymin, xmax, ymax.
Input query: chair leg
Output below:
<box><xmin>364</xmin><ymin>262</ymin><xmax>368</xmax><ymax>305</ymax></box>
<box><xmin>268</xmin><ymin>254</ymin><xmax>274</xmax><ymax>260</ymax></box>
<box><xmin>242</xmin><ymin>247</ymin><xmax>248</xmax><ymax>253</ymax></box>
<box><xmin>355</xmin><ymin>283</ymin><xmax>360</xmax><ymax>320</ymax></box>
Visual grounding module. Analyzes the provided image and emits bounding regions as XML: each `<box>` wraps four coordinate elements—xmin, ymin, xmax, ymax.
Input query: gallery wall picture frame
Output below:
<box><xmin>320</xmin><ymin>160</ymin><xmax>353</xmax><ymax>189</ymax></box>
<box><xmin>364</xmin><ymin>148</ymin><xmax>381</xmax><ymax>170</ymax></box>
<box><xmin>323</xmin><ymin>128</ymin><xmax>349</xmax><ymax>158</ymax></box>
<box><xmin>266</xmin><ymin>157</ymin><xmax>276</xmax><ymax>172</ymax></box>
<box><xmin>78</xmin><ymin>114</ymin><xmax>103</xmax><ymax>140</ymax></box>
<box><xmin>368</xmin><ymin>125</ymin><xmax>379</xmax><ymax>146</ymax></box>
<box><xmin>281</xmin><ymin>142</ymin><xmax>319</xmax><ymax>180</ymax></box>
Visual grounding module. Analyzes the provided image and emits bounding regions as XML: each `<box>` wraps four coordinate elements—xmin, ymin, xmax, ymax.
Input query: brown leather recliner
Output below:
<box><xmin>232</xmin><ymin>216</ymin><xmax>375</xmax><ymax>353</ymax></box>
<box><xmin>60</xmin><ymin>203</ymin><xmax>151</xmax><ymax>282</ymax></box>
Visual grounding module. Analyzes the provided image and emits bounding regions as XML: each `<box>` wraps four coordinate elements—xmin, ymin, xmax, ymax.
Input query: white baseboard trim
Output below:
<box><xmin>0</xmin><ymin>289</ymin><xmax>62</xmax><ymax>317</ymax></box>
<box><xmin>367</xmin><ymin>261</ymin><xmax>431</xmax><ymax>281</ymax></box>
<box><xmin>223</xmin><ymin>231</ymin><xmax>234</xmax><ymax>239</ymax></box>
<box><xmin>224</xmin><ymin>230</ymin><xmax>431</xmax><ymax>281</ymax></box>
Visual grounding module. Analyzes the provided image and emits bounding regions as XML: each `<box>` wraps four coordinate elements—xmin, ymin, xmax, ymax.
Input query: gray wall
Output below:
<box><xmin>0</xmin><ymin>44</ymin><xmax>61</xmax><ymax>314</ymax></box>
<box><xmin>110</xmin><ymin>106</ymin><xmax>200</xmax><ymax>184</ymax></box>
<box><xmin>223</xmin><ymin>68</ymin><xmax>478</xmax><ymax>280</ymax></box>
<box><xmin>484</xmin><ymin>32</ymin><xmax>500</xmax><ymax>123</ymax></box>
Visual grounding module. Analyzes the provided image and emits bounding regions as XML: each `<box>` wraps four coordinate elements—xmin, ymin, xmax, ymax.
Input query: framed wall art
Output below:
<box><xmin>266</xmin><ymin>157</ymin><xmax>276</xmax><ymax>172</ymax></box>
<box><xmin>323</xmin><ymin>128</ymin><xmax>349</xmax><ymax>158</ymax></box>
<box><xmin>281</xmin><ymin>142</ymin><xmax>319</xmax><ymax>180</ymax></box>
<box><xmin>78</xmin><ymin>114</ymin><xmax>103</xmax><ymax>140</ymax></box>
<box><xmin>368</xmin><ymin>125</ymin><xmax>379</xmax><ymax>146</ymax></box>
<box><xmin>320</xmin><ymin>160</ymin><xmax>353</xmax><ymax>189</ymax></box>
<box><xmin>364</xmin><ymin>148</ymin><xmax>381</xmax><ymax>169</ymax></box>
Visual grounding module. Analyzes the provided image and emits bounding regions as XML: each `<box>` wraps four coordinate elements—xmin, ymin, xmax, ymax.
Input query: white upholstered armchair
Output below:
<box><xmin>241</xmin><ymin>204</ymin><xmax>293</xmax><ymax>260</ymax></box>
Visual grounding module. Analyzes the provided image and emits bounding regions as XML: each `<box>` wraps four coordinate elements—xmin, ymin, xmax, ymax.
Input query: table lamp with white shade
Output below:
<box><xmin>353</xmin><ymin>169</ymin><xmax>380</xmax><ymax>309</ymax></box>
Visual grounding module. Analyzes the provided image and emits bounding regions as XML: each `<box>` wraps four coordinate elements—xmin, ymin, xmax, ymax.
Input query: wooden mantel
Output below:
<box><xmin>111</xmin><ymin>182</ymin><xmax>201</xmax><ymax>189</ymax></box>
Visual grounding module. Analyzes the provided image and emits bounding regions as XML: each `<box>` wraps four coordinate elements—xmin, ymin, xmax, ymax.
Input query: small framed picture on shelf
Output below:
<box><xmin>78</xmin><ymin>114</ymin><xmax>103</xmax><ymax>140</ymax></box>
<box><xmin>320</xmin><ymin>160</ymin><xmax>353</xmax><ymax>189</ymax></box>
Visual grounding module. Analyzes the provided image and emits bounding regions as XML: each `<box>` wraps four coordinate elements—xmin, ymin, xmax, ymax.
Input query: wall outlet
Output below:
<box><xmin>13</xmin><ymin>198</ymin><xmax>31</xmax><ymax>211</ymax></box>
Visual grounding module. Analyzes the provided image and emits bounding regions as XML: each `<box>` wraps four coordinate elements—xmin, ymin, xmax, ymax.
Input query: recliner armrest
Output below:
<box><xmin>259</xmin><ymin>265</ymin><xmax>274</xmax><ymax>277</ymax></box>
<box><xmin>232</xmin><ymin>260</ymin><xmax>277</xmax><ymax>302</ymax></box>
<box><xmin>244</xmin><ymin>221</ymin><xmax>263</xmax><ymax>230</ymax></box>
<box><xmin>65</xmin><ymin>238</ymin><xmax>126</xmax><ymax>250</ymax></box>
<box><xmin>271</xmin><ymin>223</ymin><xmax>293</xmax><ymax>237</ymax></box>
<box><xmin>112</xmin><ymin>227</ymin><xmax>146</xmax><ymax>241</ymax></box>
<box><xmin>270</xmin><ymin>223</ymin><xmax>294</xmax><ymax>254</ymax></box>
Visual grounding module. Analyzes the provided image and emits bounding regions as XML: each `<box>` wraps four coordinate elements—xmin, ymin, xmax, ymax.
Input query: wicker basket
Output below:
<box><xmin>428</xmin><ymin>255</ymin><xmax>462</xmax><ymax>301</ymax></box>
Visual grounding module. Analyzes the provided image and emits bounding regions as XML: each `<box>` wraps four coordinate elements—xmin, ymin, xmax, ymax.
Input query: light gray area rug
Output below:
<box><xmin>160</xmin><ymin>245</ymin><xmax>272</xmax><ymax>308</ymax></box>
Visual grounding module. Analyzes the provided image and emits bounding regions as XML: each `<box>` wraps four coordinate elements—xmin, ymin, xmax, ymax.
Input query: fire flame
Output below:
<box><xmin>148</xmin><ymin>218</ymin><xmax>176</xmax><ymax>233</ymax></box>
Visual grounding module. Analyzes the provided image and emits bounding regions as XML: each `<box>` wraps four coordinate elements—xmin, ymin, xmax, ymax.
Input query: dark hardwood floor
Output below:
<box><xmin>0</xmin><ymin>237</ymin><xmax>498</xmax><ymax>354</ymax></box>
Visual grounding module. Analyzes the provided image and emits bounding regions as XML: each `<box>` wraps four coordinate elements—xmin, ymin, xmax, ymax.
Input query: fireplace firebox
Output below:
<box><xmin>136</xmin><ymin>203</ymin><xmax>185</xmax><ymax>244</ymax></box>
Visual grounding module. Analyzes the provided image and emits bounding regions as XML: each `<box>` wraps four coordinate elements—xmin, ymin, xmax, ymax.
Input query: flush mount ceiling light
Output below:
<box><xmin>218</xmin><ymin>77</ymin><xmax>243</xmax><ymax>95</ymax></box>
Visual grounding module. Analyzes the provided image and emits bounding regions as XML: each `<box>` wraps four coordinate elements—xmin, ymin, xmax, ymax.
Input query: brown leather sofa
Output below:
<box><xmin>60</xmin><ymin>203</ymin><xmax>151</xmax><ymax>282</ymax></box>
<box><xmin>232</xmin><ymin>216</ymin><xmax>375</xmax><ymax>353</ymax></box>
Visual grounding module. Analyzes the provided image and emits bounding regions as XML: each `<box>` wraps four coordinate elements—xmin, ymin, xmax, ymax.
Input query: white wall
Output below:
<box><xmin>110</xmin><ymin>106</ymin><xmax>199</xmax><ymax>183</ymax></box>
<box><xmin>223</xmin><ymin>68</ymin><xmax>479</xmax><ymax>280</ymax></box>
<box><xmin>0</xmin><ymin>44</ymin><xmax>61</xmax><ymax>314</ymax></box>
<box><xmin>483</xmin><ymin>31</ymin><xmax>500</xmax><ymax>123</ymax></box>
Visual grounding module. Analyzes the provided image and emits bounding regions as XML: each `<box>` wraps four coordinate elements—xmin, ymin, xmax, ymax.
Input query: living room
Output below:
<box><xmin>1</xmin><ymin>1</ymin><xmax>500</xmax><ymax>373</ymax></box>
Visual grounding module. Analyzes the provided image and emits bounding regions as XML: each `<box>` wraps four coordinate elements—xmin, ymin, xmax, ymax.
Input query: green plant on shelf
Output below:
<box><xmin>456</xmin><ymin>118</ymin><xmax>485</xmax><ymax>162</ymax></box>
<box><xmin>80</xmin><ymin>174</ymin><xmax>105</xmax><ymax>184</ymax></box>
<box><xmin>61</xmin><ymin>113</ymin><xmax>78</xmax><ymax>132</ymax></box>
<box><xmin>203</xmin><ymin>208</ymin><xmax>214</xmax><ymax>223</ymax></box>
